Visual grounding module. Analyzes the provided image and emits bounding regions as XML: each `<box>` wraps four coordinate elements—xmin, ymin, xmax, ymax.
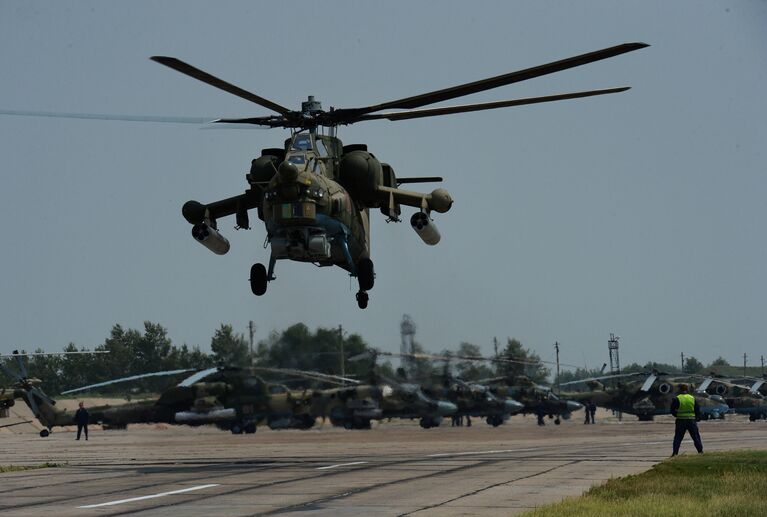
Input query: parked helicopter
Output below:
<box><xmin>0</xmin><ymin>43</ymin><xmax>648</xmax><ymax>308</ymax></box>
<box><xmin>251</xmin><ymin>366</ymin><xmax>457</xmax><ymax>430</ymax></box>
<box><xmin>351</xmin><ymin>349</ymin><xmax>526</xmax><ymax>426</ymax></box>
<box><xmin>559</xmin><ymin>371</ymin><xmax>730</xmax><ymax>421</ymax></box>
<box><xmin>1</xmin><ymin>350</ymin><xmax>110</xmax><ymax>435</ymax></box>
<box><xmin>694</xmin><ymin>375</ymin><xmax>767</xmax><ymax>421</ymax></box>
<box><xmin>394</xmin><ymin>350</ymin><xmax>584</xmax><ymax>425</ymax></box>
<box><xmin>484</xmin><ymin>376</ymin><xmax>583</xmax><ymax>425</ymax></box>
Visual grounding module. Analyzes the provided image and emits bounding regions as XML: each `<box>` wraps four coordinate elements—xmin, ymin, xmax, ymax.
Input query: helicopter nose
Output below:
<box><xmin>278</xmin><ymin>161</ymin><xmax>299</xmax><ymax>183</ymax></box>
<box><xmin>505</xmin><ymin>399</ymin><xmax>525</xmax><ymax>414</ymax></box>
<box><xmin>567</xmin><ymin>400</ymin><xmax>584</xmax><ymax>412</ymax></box>
<box><xmin>436</xmin><ymin>401</ymin><xmax>458</xmax><ymax>416</ymax></box>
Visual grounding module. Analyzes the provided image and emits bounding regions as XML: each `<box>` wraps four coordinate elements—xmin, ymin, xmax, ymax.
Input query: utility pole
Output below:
<box><xmin>338</xmin><ymin>325</ymin><xmax>345</xmax><ymax>382</ymax></box>
<box><xmin>493</xmin><ymin>337</ymin><xmax>499</xmax><ymax>375</ymax></box>
<box><xmin>248</xmin><ymin>321</ymin><xmax>256</xmax><ymax>365</ymax></box>
<box><xmin>761</xmin><ymin>355</ymin><xmax>764</xmax><ymax>376</ymax></box>
<box><xmin>554</xmin><ymin>342</ymin><xmax>560</xmax><ymax>394</ymax></box>
<box><xmin>743</xmin><ymin>353</ymin><xmax>747</xmax><ymax>377</ymax></box>
<box><xmin>680</xmin><ymin>352</ymin><xmax>685</xmax><ymax>372</ymax></box>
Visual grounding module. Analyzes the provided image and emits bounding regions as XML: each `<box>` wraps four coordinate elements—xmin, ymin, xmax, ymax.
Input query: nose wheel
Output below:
<box><xmin>250</xmin><ymin>263</ymin><xmax>268</xmax><ymax>296</ymax></box>
<box><xmin>354</xmin><ymin>258</ymin><xmax>374</xmax><ymax>309</ymax></box>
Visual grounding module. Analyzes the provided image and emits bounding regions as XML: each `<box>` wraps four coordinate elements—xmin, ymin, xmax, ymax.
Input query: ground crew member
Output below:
<box><xmin>535</xmin><ymin>399</ymin><xmax>546</xmax><ymax>426</ymax></box>
<box><xmin>670</xmin><ymin>384</ymin><xmax>703</xmax><ymax>455</ymax></box>
<box><xmin>75</xmin><ymin>401</ymin><xmax>89</xmax><ymax>441</ymax></box>
<box><xmin>588</xmin><ymin>401</ymin><xmax>597</xmax><ymax>424</ymax></box>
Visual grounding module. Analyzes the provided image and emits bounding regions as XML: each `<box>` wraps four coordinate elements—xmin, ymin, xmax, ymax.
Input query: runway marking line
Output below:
<box><xmin>77</xmin><ymin>484</ymin><xmax>220</xmax><ymax>508</ymax></box>
<box><xmin>316</xmin><ymin>461</ymin><xmax>367</xmax><ymax>470</ymax></box>
<box><xmin>428</xmin><ymin>447</ymin><xmax>538</xmax><ymax>457</ymax></box>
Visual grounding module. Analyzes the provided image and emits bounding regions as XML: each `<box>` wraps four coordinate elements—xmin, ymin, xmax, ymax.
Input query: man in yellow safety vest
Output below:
<box><xmin>670</xmin><ymin>384</ymin><xmax>703</xmax><ymax>456</ymax></box>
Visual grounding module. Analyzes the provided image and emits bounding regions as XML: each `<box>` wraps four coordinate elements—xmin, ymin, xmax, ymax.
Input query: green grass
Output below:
<box><xmin>0</xmin><ymin>462</ymin><xmax>64</xmax><ymax>473</ymax></box>
<box><xmin>526</xmin><ymin>450</ymin><xmax>767</xmax><ymax>517</ymax></box>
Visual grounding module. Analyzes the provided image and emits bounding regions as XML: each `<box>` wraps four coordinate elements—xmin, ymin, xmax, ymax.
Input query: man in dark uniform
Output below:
<box><xmin>670</xmin><ymin>384</ymin><xmax>703</xmax><ymax>455</ymax></box>
<box><xmin>588</xmin><ymin>401</ymin><xmax>597</xmax><ymax>424</ymax></box>
<box><xmin>535</xmin><ymin>399</ymin><xmax>546</xmax><ymax>426</ymax></box>
<box><xmin>75</xmin><ymin>401</ymin><xmax>89</xmax><ymax>440</ymax></box>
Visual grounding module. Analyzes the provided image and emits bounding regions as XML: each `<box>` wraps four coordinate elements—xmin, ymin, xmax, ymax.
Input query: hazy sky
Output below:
<box><xmin>1</xmin><ymin>1</ymin><xmax>765</xmax><ymax>372</ymax></box>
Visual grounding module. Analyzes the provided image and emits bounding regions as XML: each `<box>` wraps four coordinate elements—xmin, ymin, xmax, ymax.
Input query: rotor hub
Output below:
<box><xmin>301</xmin><ymin>96</ymin><xmax>322</xmax><ymax>115</ymax></box>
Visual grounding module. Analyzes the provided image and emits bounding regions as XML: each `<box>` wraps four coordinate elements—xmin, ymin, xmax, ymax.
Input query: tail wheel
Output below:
<box><xmin>356</xmin><ymin>290</ymin><xmax>369</xmax><ymax>309</ymax></box>
<box><xmin>357</xmin><ymin>258</ymin><xmax>374</xmax><ymax>291</ymax></box>
<box><xmin>39</xmin><ymin>429</ymin><xmax>50</xmax><ymax>438</ymax></box>
<box><xmin>250</xmin><ymin>263</ymin><xmax>267</xmax><ymax>296</ymax></box>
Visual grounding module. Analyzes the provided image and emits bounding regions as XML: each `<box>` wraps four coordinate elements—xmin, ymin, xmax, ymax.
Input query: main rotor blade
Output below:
<box><xmin>25</xmin><ymin>391</ymin><xmax>40</xmax><ymax>418</ymax></box>
<box><xmin>639</xmin><ymin>374</ymin><xmax>658</xmax><ymax>392</ymax></box>
<box><xmin>14</xmin><ymin>354</ymin><xmax>27</xmax><ymax>379</ymax></box>
<box><xmin>178</xmin><ymin>367</ymin><xmax>221</xmax><ymax>387</ymax></box>
<box><xmin>213</xmin><ymin>116</ymin><xmax>285</xmax><ymax>127</ymax></box>
<box><xmin>0</xmin><ymin>109</ymin><xmax>217</xmax><ymax>124</ymax></box>
<box><xmin>150</xmin><ymin>56</ymin><xmax>291</xmax><ymax>115</ymax></box>
<box><xmin>0</xmin><ymin>420</ymin><xmax>33</xmax><ymax>429</ymax></box>
<box><xmin>0</xmin><ymin>362</ymin><xmax>22</xmax><ymax>382</ymax></box>
<box><xmin>60</xmin><ymin>368</ymin><xmax>196</xmax><ymax>394</ymax></box>
<box><xmin>30</xmin><ymin>386</ymin><xmax>55</xmax><ymax>406</ymax></box>
<box><xmin>251</xmin><ymin>367</ymin><xmax>360</xmax><ymax>385</ymax></box>
<box><xmin>354</xmin><ymin>87</ymin><xmax>630</xmax><ymax>122</ymax></box>
<box><xmin>558</xmin><ymin>372</ymin><xmax>646</xmax><ymax>387</ymax></box>
<box><xmin>333</xmin><ymin>42</ymin><xmax>648</xmax><ymax>121</ymax></box>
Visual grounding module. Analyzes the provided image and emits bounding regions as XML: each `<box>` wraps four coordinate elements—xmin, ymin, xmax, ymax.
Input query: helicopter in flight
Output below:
<box><xmin>1</xmin><ymin>43</ymin><xmax>647</xmax><ymax>308</ymax></box>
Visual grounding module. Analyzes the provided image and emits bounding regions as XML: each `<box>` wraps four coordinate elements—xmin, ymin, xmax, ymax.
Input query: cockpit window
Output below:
<box><xmin>315</xmin><ymin>139</ymin><xmax>328</xmax><ymax>157</ymax></box>
<box><xmin>292</xmin><ymin>134</ymin><xmax>312</xmax><ymax>151</ymax></box>
<box><xmin>288</xmin><ymin>154</ymin><xmax>306</xmax><ymax>165</ymax></box>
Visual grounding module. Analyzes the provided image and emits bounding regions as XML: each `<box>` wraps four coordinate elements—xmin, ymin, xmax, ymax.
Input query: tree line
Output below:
<box><xmin>553</xmin><ymin>355</ymin><xmax>754</xmax><ymax>385</ymax></box>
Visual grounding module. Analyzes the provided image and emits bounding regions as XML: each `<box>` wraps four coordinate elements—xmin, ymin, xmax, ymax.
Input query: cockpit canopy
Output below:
<box><xmin>283</xmin><ymin>132</ymin><xmax>334</xmax><ymax>174</ymax></box>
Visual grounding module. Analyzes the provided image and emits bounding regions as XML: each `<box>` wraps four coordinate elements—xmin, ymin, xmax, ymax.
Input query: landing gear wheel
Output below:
<box><xmin>487</xmin><ymin>416</ymin><xmax>502</xmax><ymax>427</ymax></box>
<box><xmin>250</xmin><ymin>263</ymin><xmax>267</xmax><ymax>296</ymax></box>
<box><xmin>39</xmin><ymin>429</ymin><xmax>50</xmax><ymax>438</ymax></box>
<box><xmin>554</xmin><ymin>418</ymin><xmax>561</xmax><ymax>425</ymax></box>
<box><xmin>353</xmin><ymin>418</ymin><xmax>371</xmax><ymax>430</ymax></box>
<box><xmin>244</xmin><ymin>422</ymin><xmax>257</xmax><ymax>434</ymax></box>
<box><xmin>230</xmin><ymin>423</ymin><xmax>243</xmax><ymax>435</ymax></box>
<box><xmin>356</xmin><ymin>290</ymin><xmax>369</xmax><ymax>309</ymax></box>
<box><xmin>419</xmin><ymin>417</ymin><xmax>434</xmax><ymax>429</ymax></box>
<box><xmin>357</xmin><ymin>258</ymin><xmax>375</xmax><ymax>291</ymax></box>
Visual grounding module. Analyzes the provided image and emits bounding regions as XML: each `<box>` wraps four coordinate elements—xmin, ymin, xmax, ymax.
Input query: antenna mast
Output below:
<box><xmin>608</xmin><ymin>333</ymin><xmax>620</xmax><ymax>375</ymax></box>
<box><xmin>400</xmin><ymin>315</ymin><xmax>416</xmax><ymax>375</ymax></box>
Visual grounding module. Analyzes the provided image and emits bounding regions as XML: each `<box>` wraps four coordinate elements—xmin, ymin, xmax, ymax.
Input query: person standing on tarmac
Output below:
<box><xmin>75</xmin><ymin>401</ymin><xmax>89</xmax><ymax>441</ymax></box>
<box><xmin>670</xmin><ymin>384</ymin><xmax>703</xmax><ymax>456</ymax></box>
<box><xmin>535</xmin><ymin>399</ymin><xmax>546</xmax><ymax>426</ymax></box>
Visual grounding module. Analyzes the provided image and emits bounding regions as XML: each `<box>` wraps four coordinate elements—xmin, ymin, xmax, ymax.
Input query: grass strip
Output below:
<box><xmin>0</xmin><ymin>462</ymin><xmax>64</xmax><ymax>473</ymax></box>
<box><xmin>526</xmin><ymin>450</ymin><xmax>767</xmax><ymax>517</ymax></box>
